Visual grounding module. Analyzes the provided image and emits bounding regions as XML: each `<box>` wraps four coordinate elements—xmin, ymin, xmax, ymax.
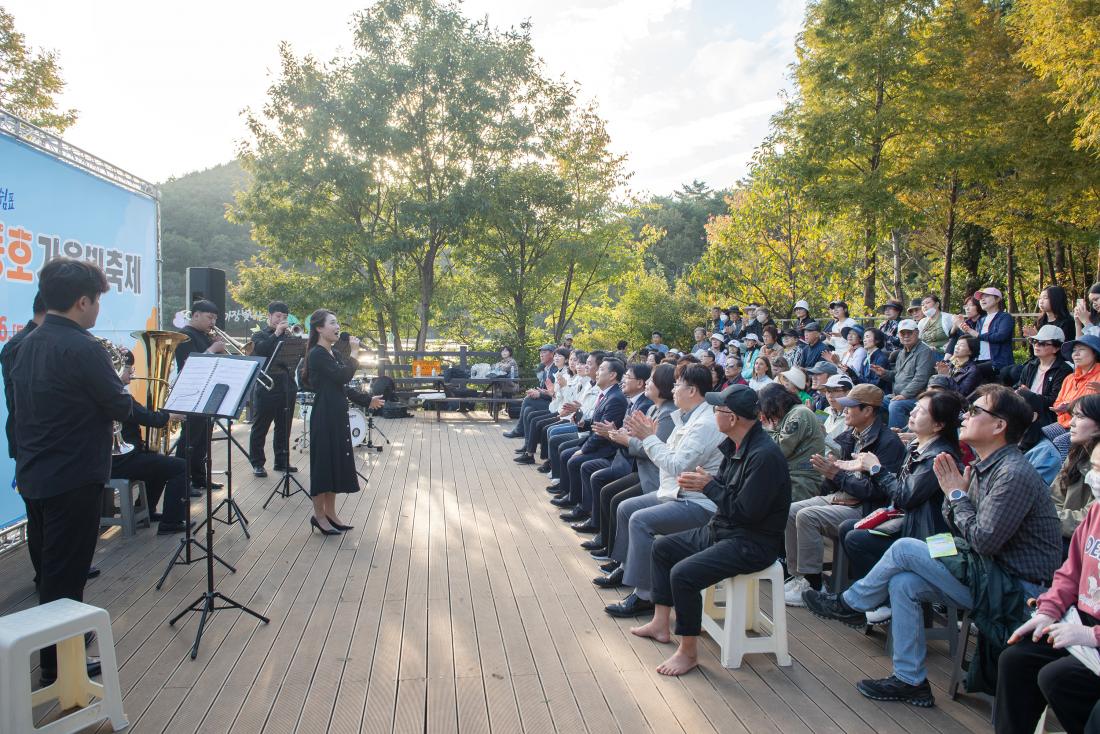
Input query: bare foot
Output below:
<box><xmin>656</xmin><ymin>649</ymin><xmax>698</xmax><ymax>676</ymax></box>
<box><xmin>630</xmin><ymin>620</ymin><xmax>671</xmax><ymax>644</ymax></box>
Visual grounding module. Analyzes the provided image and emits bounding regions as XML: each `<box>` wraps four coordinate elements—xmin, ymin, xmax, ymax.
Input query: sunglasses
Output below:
<box><xmin>1031</xmin><ymin>340</ymin><xmax>1057</xmax><ymax>348</ymax></box>
<box><xmin>966</xmin><ymin>403</ymin><xmax>1007</xmax><ymax>422</ymax></box>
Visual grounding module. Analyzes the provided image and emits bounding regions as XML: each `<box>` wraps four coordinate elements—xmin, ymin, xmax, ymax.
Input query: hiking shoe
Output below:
<box><xmin>784</xmin><ymin>576</ymin><xmax>811</xmax><ymax>607</ymax></box>
<box><xmin>803</xmin><ymin>588</ymin><xmax>866</xmax><ymax>627</ymax></box>
<box><xmin>856</xmin><ymin>675</ymin><xmax>934</xmax><ymax>707</ymax></box>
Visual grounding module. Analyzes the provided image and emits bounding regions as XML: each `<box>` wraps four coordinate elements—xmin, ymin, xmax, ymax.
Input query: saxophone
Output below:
<box><xmin>97</xmin><ymin>337</ymin><xmax>135</xmax><ymax>456</ymax></box>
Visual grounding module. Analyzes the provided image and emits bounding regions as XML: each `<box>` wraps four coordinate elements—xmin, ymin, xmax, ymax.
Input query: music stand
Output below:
<box><xmin>163</xmin><ymin>354</ymin><xmax>270</xmax><ymax>659</ymax></box>
<box><xmin>262</xmin><ymin>338</ymin><xmax>310</xmax><ymax>509</ymax></box>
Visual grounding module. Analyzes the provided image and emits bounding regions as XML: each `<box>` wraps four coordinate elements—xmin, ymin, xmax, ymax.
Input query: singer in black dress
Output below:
<box><xmin>301</xmin><ymin>309</ymin><xmax>359</xmax><ymax>535</ymax></box>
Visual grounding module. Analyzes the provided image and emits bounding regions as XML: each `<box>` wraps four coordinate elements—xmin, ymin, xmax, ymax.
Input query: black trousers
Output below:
<box><xmin>598</xmin><ymin>475</ymin><xmax>640</xmax><ymax>549</ymax></box>
<box><xmin>521</xmin><ymin>411</ymin><xmax>553</xmax><ymax>453</ymax></box>
<box><xmin>839</xmin><ymin>518</ymin><xmax>896</xmax><ymax>581</ymax></box>
<box><xmin>996</xmin><ymin>636</ymin><xmax>1100</xmax><ymax>734</ymax></box>
<box><xmin>515</xmin><ymin>397</ymin><xmax>550</xmax><ymax>436</ymax></box>
<box><xmin>651</xmin><ymin>527</ymin><xmax>776</xmax><ymax>637</ymax></box>
<box><xmin>25</xmin><ymin>483</ymin><xmax>102</xmax><ymax>670</ymax></box>
<box><xmin>249</xmin><ymin>384</ymin><xmax>295</xmax><ymax>468</ymax></box>
<box><xmin>530</xmin><ymin>414</ymin><xmax>562</xmax><ymax>457</ymax></box>
<box><xmin>111</xmin><ymin>451</ymin><xmax>188</xmax><ymax>524</ymax></box>
<box><xmin>176</xmin><ymin>416</ymin><xmax>210</xmax><ymax>482</ymax></box>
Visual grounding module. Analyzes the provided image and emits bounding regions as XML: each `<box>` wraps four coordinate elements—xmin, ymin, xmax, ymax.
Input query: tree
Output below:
<box><xmin>0</xmin><ymin>7</ymin><xmax>76</xmax><ymax>132</ymax></box>
<box><xmin>235</xmin><ymin>0</ymin><xmax>573</xmax><ymax>351</ymax></box>
<box><xmin>1010</xmin><ymin>0</ymin><xmax>1100</xmax><ymax>155</ymax></box>
<box><xmin>627</xmin><ymin>180</ymin><xmax>728</xmax><ymax>282</ymax></box>
<box><xmin>782</xmin><ymin>0</ymin><xmax>934</xmax><ymax>310</ymax></box>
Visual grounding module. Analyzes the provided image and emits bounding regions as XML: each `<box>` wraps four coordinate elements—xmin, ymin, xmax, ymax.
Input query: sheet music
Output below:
<box><xmin>163</xmin><ymin>355</ymin><xmax>259</xmax><ymax>417</ymax></box>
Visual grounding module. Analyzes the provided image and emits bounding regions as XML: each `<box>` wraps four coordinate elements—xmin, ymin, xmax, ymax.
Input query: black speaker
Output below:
<box><xmin>185</xmin><ymin>267</ymin><xmax>227</xmax><ymax>329</ymax></box>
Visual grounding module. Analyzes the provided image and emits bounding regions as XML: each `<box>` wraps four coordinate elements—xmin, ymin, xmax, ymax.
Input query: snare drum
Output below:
<box><xmin>348</xmin><ymin>407</ymin><xmax>368</xmax><ymax>447</ymax></box>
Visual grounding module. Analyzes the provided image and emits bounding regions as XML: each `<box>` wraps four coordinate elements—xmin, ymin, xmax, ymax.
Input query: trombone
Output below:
<box><xmin>178</xmin><ymin>310</ymin><xmax>274</xmax><ymax>390</ymax></box>
<box><xmin>210</xmin><ymin>325</ymin><xmax>275</xmax><ymax>390</ymax></box>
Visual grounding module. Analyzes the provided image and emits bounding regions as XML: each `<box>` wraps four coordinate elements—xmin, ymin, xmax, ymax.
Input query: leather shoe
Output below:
<box><xmin>590</xmin><ymin>549</ymin><xmax>612</xmax><ymax>561</ymax></box>
<box><xmin>189</xmin><ymin>486</ymin><xmax>203</xmax><ymax>498</ymax></box>
<box><xmin>503</xmin><ymin>430</ymin><xmax>521</xmax><ymax>438</ymax></box>
<box><xmin>252</xmin><ymin>465</ymin><xmax>268</xmax><ymax>478</ymax></box>
<box><xmin>536</xmin><ymin>462</ymin><xmax>552</xmax><ymax>474</ymax></box>
<box><xmin>545</xmin><ymin>485</ymin><xmax>562</xmax><ymax>494</ymax></box>
<box><xmin>593</xmin><ymin>567</ymin><xmax>624</xmax><ymax>588</ymax></box>
<box><xmin>157</xmin><ymin>520</ymin><xmax>191</xmax><ymax>535</ymax></box>
<box><xmin>513</xmin><ymin>453</ymin><xmax>535</xmax><ymax>465</ymax></box>
<box><xmin>580</xmin><ymin>535</ymin><xmax>605</xmax><ymax>550</ymax></box>
<box><xmin>40</xmin><ymin>657</ymin><xmax>100</xmax><ymax>687</ymax></box>
<box><xmin>559</xmin><ymin>507</ymin><xmax>588</xmax><ymax>522</ymax></box>
<box><xmin>86</xmin><ymin>565</ymin><xmax>101</xmax><ymax>579</ymax></box>
<box><xmin>549</xmin><ymin>496</ymin><xmax>572</xmax><ymax>508</ymax></box>
<box><xmin>571</xmin><ymin>521</ymin><xmax>599</xmax><ymax>534</ymax></box>
<box><xmin>605</xmin><ymin>592</ymin><xmax>654</xmax><ymax>617</ymax></box>
<box><xmin>514</xmin><ymin>447</ymin><xmax>527</xmax><ymax>454</ymax></box>
<box><xmin>273</xmin><ymin>465</ymin><xmax>297</xmax><ymax>473</ymax></box>
<box><xmin>599</xmin><ymin>560</ymin><xmax>620</xmax><ymax>573</ymax></box>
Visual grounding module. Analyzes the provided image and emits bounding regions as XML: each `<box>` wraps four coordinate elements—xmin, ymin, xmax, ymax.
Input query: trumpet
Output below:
<box><xmin>289</xmin><ymin>323</ymin><xmax>304</xmax><ymax>337</ymax></box>
<box><xmin>178</xmin><ymin>311</ymin><xmax>274</xmax><ymax>390</ymax></box>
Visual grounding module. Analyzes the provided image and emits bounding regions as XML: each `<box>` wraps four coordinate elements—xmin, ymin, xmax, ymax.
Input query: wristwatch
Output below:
<box><xmin>948</xmin><ymin>488</ymin><xmax>967</xmax><ymax>503</ymax></box>
<box><xmin>869</xmin><ymin>463</ymin><xmax>882</xmax><ymax>476</ymax></box>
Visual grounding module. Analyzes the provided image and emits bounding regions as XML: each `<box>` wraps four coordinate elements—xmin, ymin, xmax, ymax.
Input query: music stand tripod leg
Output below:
<box><xmin>169</xmin><ymin>416</ymin><xmax>267</xmax><ymax>659</ymax></box>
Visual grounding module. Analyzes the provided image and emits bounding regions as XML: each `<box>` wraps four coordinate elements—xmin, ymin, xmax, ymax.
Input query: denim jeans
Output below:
<box><xmin>887</xmin><ymin>397</ymin><xmax>918</xmax><ymax>430</ymax></box>
<box><xmin>841</xmin><ymin>537</ymin><xmax>973</xmax><ymax>685</ymax></box>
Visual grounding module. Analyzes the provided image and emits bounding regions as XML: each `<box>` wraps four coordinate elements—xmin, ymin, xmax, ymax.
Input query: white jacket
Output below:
<box><xmin>641</xmin><ymin>402</ymin><xmax>725</xmax><ymax>502</ymax></box>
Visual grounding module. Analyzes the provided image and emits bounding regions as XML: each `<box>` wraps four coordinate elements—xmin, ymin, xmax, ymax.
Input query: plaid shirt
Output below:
<box><xmin>944</xmin><ymin>444</ymin><xmax>1062</xmax><ymax>585</ymax></box>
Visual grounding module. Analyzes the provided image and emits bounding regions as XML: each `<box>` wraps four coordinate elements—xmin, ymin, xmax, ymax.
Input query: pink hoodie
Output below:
<box><xmin>1036</xmin><ymin>502</ymin><xmax>1100</xmax><ymax>644</ymax></box>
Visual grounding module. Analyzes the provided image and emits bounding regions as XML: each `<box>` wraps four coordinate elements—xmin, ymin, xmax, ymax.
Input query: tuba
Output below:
<box><xmin>131</xmin><ymin>330</ymin><xmax>190</xmax><ymax>453</ymax></box>
<box><xmin>97</xmin><ymin>337</ymin><xmax>135</xmax><ymax>456</ymax></box>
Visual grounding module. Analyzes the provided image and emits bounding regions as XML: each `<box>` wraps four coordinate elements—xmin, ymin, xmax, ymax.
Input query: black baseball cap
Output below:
<box><xmin>705</xmin><ymin>384</ymin><xmax>759</xmax><ymax>419</ymax></box>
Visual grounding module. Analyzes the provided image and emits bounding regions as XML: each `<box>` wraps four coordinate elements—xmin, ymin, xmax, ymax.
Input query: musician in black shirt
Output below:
<box><xmin>174</xmin><ymin>300</ymin><xmax>226</xmax><ymax>489</ymax></box>
<box><xmin>12</xmin><ymin>258</ymin><xmax>133</xmax><ymax>682</ymax></box>
<box><xmin>113</xmin><ymin>349</ymin><xmax>192</xmax><ymax>532</ymax></box>
<box><xmin>249</xmin><ymin>301</ymin><xmax>297</xmax><ymax>477</ymax></box>
<box><xmin>1</xmin><ymin>292</ymin><xmax>46</xmax><ymax>584</ymax></box>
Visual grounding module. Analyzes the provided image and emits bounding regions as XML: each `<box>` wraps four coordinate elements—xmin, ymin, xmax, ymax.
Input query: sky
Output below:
<box><xmin>4</xmin><ymin>0</ymin><xmax>806</xmax><ymax>196</ymax></box>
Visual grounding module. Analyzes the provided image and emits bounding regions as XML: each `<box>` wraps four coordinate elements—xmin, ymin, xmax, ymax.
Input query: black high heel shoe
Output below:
<box><xmin>310</xmin><ymin>517</ymin><xmax>342</xmax><ymax>535</ymax></box>
<box><xmin>326</xmin><ymin>516</ymin><xmax>354</xmax><ymax>531</ymax></box>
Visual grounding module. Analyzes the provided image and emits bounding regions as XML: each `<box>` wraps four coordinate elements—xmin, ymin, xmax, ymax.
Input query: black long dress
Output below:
<box><xmin>306</xmin><ymin>345</ymin><xmax>360</xmax><ymax>496</ymax></box>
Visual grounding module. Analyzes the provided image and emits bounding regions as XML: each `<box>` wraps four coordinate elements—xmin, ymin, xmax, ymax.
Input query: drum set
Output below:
<box><xmin>293</xmin><ymin>377</ymin><xmax>372</xmax><ymax>452</ymax></box>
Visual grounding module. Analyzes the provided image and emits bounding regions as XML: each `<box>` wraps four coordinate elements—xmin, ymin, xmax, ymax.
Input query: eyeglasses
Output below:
<box><xmin>966</xmin><ymin>403</ymin><xmax>1007</xmax><ymax>422</ymax></box>
<box><xmin>1031</xmin><ymin>340</ymin><xmax>1057</xmax><ymax>348</ymax></box>
<box><xmin>713</xmin><ymin>407</ymin><xmax>735</xmax><ymax>415</ymax></box>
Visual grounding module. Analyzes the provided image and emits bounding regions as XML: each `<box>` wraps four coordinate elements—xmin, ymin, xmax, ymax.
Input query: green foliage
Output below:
<box><xmin>0</xmin><ymin>7</ymin><xmax>76</xmax><ymax>132</ymax></box>
<box><xmin>579</xmin><ymin>270</ymin><xmax>698</xmax><ymax>353</ymax></box>
<box><xmin>159</xmin><ymin>162</ymin><xmax>258</xmax><ymax>321</ymax></box>
<box><xmin>1011</xmin><ymin>0</ymin><xmax>1100</xmax><ymax>154</ymax></box>
<box><xmin>626</xmin><ymin>180</ymin><xmax>729</xmax><ymax>283</ymax></box>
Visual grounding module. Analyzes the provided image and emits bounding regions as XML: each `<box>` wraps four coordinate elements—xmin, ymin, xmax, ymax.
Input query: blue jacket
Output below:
<box><xmin>976</xmin><ymin>311</ymin><xmax>1015</xmax><ymax>369</ymax></box>
<box><xmin>578</xmin><ymin>383</ymin><xmax>629</xmax><ymax>457</ymax></box>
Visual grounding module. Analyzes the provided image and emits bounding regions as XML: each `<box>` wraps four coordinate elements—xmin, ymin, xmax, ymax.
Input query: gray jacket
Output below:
<box><xmin>886</xmin><ymin>341</ymin><xmax>936</xmax><ymax>399</ymax></box>
<box><xmin>628</xmin><ymin>402</ymin><xmax>677</xmax><ymax>493</ymax></box>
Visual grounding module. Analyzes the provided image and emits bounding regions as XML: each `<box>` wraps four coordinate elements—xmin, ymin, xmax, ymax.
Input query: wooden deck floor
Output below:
<box><xmin>0</xmin><ymin>412</ymin><xmax>995</xmax><ymax>733</ymax></box>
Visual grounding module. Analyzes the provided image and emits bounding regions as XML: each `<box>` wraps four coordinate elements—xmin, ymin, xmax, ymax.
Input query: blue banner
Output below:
<box><xmin>0</xmin><ymin>131</ymin><xmax>159</xmax><ymax>529</ymax></box>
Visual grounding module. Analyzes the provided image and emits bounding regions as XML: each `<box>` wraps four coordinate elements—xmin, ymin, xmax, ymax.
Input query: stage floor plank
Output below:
<box><xmin>0</xmin><ymin>413</ymin><xmax>994</xmax><ymax>733</ymax></box>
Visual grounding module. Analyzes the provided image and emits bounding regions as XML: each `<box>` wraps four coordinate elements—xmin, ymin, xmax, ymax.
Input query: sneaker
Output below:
<box><xmin>856</xmin><ymin>675</ymin><xmax>935</xmax><ymax>707</ymax></box>
<box><xmin>866</xmin><ymin>605</ymin><xmax>892</xmax><ymax>625</ymax></box>
<box><xmin>784</xmin><ymin>576</ymin><xmax>811</xmax><ymax>606</ymax></box>
<box><xmin>803</xmin><ymin>588</ymin><xmax>867</xmax><ymax>628</ymax></box>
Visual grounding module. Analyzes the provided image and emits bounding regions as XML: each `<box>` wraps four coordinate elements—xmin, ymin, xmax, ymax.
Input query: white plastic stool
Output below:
<box><xmin>700</xmin><ymin>560</ymin><xmax>791</xmax><ymax>669</ymax></box>
<box><xmin>0</xmin><ymin>598</ymin><xmax>127</xmax><ymax>733</ymax></box>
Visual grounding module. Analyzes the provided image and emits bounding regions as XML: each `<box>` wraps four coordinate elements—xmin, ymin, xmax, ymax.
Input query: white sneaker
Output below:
<box><xmin>549</xmin><ymin>478</ymin><xmax>560</xmax><ymax>486</ymax></box>
<box><xmin>866</xmin><ymin>605</ymin><xmax>892</xmax><ymax>625</ymax></box>
<box><xmin>784</xmin><ymin>576</ymin><xmax>811</xmax><ymax>606</ymax></box>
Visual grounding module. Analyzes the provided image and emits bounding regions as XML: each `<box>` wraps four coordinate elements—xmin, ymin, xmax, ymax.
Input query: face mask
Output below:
<box><xmin>923</xmin><ymin>307</ymin><xmax>936</xmax><ymax>317</ymax></box>
<box><xmin>1087</xmin><ymin>469</ymin><xmax>1100</xmax><ymax>500</ymax></box>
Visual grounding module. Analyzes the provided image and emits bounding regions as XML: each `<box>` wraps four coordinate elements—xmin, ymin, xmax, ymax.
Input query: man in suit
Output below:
<box><xmin>571</xmin><ymin>363</ymin><xmax>653</xmax><ymax>532</ymax></box>
<box><xmin>553</xmin><ymin>358</ymin><xmax>629</xmax><ymax>523</ymax></box>
<box><xmin>174</xmin><ymin>300</ymin><xmax>226</xmax><ymax>489</ymax></box>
